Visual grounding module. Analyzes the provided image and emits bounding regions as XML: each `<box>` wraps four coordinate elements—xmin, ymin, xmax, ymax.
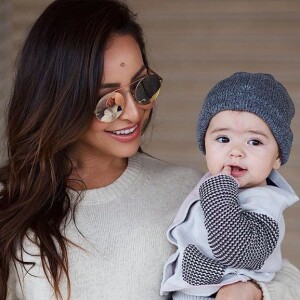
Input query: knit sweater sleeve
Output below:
<box><xmin>258</xmin><ymin>259</ymin><xmax>300</xmax><ymax>300</ymax></box>
<box><xmin>199</xmin><ymin>174</ymin><xmax>279</xmax><ymax>270</ymax></box>
<box><xmin>6</xmin><ymin>261</ymin><xmax>23</xmax><ymax>300</ymax></box>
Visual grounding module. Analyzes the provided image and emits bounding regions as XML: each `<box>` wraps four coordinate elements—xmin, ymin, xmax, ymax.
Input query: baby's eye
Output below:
<box><xmin>216</xmin><ymin>136</ymin><xmax>230</xmax><ymax>143</ymax></box>
<box><xmin>248</xmin><ymin>139</ymin><xmax>262</xmax><ymax>146</ymax></box>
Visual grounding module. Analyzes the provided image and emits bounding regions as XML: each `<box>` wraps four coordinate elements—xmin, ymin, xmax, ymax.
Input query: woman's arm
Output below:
<box><xmin>258</xmin><ymin>259</ymin><xmax>300</xmax><ymax>300</ymax></box>
<box><xmin>6</xmin><ymin>262</ymin><xmax>22</xmax><ymax>300</ymax></box>
<box><xmin>215</xmin><ymin>260</ymin><xmax>300</xmax><ymax>300</ymax></box>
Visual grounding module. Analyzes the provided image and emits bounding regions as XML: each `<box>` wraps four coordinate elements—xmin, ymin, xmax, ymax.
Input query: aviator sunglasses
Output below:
<box><xmin>94</xmin><ymin>69</ymin><xmax>163</xmax><ymax>122</ymax></box>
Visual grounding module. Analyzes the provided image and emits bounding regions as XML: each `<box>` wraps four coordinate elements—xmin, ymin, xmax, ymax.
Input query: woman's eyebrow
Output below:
<box><xmin>100</xmin><ymin>65</ymin><xmax>146</xmax><ymax>89</ymax></box>
<box><xmin>100</xmin><ymin>82</ymin><xmax>119</xmax><ymax>89</ymax></box>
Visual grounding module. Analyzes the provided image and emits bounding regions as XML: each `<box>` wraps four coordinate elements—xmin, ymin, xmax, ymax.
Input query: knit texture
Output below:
<box><xmin>161</xmin><ymin>170</ymin><xmax>299</xmax><ymax>298</ymax></box>
<box><xmin>182</xmin><ymin>244</ymin><xmax>225</xmax><ymax>285</ymax></box>
<box><xmin>259</xmin><ymin>259</ymin><xmax>300</xmax><ymax>300</ymax></box>
<box><xmin>180</xmin><ymin>174</ymin><xmax>279</xmax><ymax>287</ymax></box>
<box><xmin>199</xmin><ymin>174</ymin><xmax>279</xmax><ymax>270</ymax></box>
<box><xmin>196</xmin><ymin>72</ymin><xmax>295</xmax><ymax>164</ymax></box>
<box><xmin>6</xmin><ymin>153</ymin><xmax>200</xmax><ymax>300</ymax></box>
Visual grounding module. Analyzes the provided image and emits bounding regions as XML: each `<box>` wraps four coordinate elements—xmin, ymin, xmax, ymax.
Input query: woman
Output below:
<box><xmin>0</xmin><ymin>0</ymin><xmax>299</xmax><ymax>299</ymax></box>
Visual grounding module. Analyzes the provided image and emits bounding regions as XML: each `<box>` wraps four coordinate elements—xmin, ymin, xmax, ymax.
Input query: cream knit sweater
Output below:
<box><xmin>7</xmin><ymin>153</ymin><xmax>300</xmax><ymax>299</ymax></box>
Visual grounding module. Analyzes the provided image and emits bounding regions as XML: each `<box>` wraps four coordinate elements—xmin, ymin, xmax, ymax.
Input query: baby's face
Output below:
<box><xmin>204</xmin><ymin>110</ymin><xmax>281</xmax><ymax>188</ymax></box>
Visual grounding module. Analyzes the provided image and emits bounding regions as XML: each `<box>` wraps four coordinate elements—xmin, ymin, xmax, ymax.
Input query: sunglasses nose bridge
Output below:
<box><xmin>118</xmin><ymin>91</ymin><xmax>141</xmax><ymax>123</ymax></box>
<box><xmin>124</xmin><ymin>89</ymin><xmax>132</xmax><ymax>98</ymax></box>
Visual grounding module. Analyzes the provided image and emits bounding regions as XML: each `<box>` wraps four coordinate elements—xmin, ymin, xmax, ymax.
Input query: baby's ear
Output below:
<box><xmin>273</xmin><ymin>156</ymin><xmax>281</xmax><ymax>170</ymax></box>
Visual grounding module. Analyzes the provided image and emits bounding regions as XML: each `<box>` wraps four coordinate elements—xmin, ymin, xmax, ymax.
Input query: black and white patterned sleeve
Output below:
<box><xmin>199</xmin><ymin>174</ymin><xmax>279</xmax><ymax>270</ymax></box>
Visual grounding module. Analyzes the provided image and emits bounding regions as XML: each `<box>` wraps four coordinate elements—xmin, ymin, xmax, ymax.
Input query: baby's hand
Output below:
<box><xmin>221</xmin><ymin>165</ymin><xmax>231</xmax><ymax>176</ymax></box>
<box><xmin>220</xmin><ymin>165</ymin><xmax>240</xmax><ymax>187</ymax></box>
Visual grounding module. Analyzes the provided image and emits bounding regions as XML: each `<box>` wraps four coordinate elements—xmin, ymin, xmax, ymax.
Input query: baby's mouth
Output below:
<box><xmin>231</xmin><ymin>166</ymin><xmax>245</xmax><ymax>172</ymax></box>
<box><xmin>230</xmin><ymin>165</ymin><xmax>246</xmax><ymax>177</ymax></box>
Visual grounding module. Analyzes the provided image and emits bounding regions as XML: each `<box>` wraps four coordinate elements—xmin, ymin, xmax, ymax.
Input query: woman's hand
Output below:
<box><xmin>215</xmin><ymin>281</ymin><xmax>263</xmax><ymax>300</ymax></box>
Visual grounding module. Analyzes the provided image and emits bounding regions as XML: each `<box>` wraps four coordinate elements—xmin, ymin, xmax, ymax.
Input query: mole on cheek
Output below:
<box><xmin>120</xmin><ymin>62</ymin><xmax>125</xmax><ymax>67</ymax></box>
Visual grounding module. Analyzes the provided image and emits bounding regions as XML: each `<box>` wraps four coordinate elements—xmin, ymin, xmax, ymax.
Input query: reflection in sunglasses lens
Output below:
<box><xmin>95</xmin><ymin>92</ymin><xmax>124</xmax><ymax>122</ymax></box>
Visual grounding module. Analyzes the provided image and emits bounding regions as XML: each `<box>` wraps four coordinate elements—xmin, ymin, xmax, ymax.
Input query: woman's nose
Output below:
<box><xmin>119</xmin><ymin>91</ymin><xmax>140</xmax><ymax>123</ymax></box>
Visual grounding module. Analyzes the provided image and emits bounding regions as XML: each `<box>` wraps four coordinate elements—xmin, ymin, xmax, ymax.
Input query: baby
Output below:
<box><xmin>161</xmin><ymin>72</ymin><xmax>299</xmax><ymax>299</ymax></box>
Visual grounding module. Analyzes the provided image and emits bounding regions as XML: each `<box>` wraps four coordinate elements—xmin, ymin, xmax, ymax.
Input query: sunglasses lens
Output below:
<box><xmin>135</xmin><ymin>74</ymin><xmax>161</xmax><ymax>104</ymax></box>
<box><xmin>94</xmin><ymin>72</ymin><xmax>162</xmax><ymax>122</ymax></box>
<box><xmin>94</xmin><ymin>92</ymin><xmax>124</xmax><ymax>122</ymax></box>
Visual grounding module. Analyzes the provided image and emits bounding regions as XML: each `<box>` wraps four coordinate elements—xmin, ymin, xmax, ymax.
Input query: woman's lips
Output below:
<box><xmin>106</xmin><ymin>124</ymin><xmax>140</xmax><ymax>143</ymax></box>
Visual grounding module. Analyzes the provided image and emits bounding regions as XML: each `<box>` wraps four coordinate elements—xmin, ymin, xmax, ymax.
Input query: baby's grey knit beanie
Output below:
<box><xmin>196</xmin><ymin>72</ymin><xmax>295</xmax><ymax>165</ymax></box>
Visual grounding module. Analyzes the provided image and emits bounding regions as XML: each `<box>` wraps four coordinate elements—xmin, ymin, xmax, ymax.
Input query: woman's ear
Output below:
<box><xmin>273</xmin><ymin>156</ymin><xmax>281</xmax><ymax>170</ymax></box>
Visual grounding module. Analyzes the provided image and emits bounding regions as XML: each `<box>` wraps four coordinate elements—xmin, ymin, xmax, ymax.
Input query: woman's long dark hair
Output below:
<box><xmin>0</xmin><ymin>0</ymin><xmax>149</xmax><ymax>299</ymax></box>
